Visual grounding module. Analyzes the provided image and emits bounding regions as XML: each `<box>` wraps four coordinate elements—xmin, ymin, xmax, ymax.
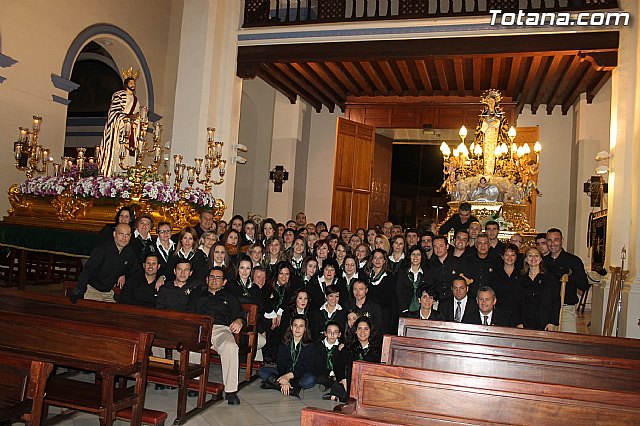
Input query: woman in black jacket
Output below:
<box><xmin>513</xmin><ymin>246</ymin><xmax>561</xmax><ymax>331</ymax></box>
<box><xmin>396</xmin><ymin>246</ymin><xmax>428</xmax><ymax>314</ymax></box>
<box><xmin>403</xmin><ymin>285</ymin><xmax>443</xmax><ymax>321</ymax></box>
<box><xmin>258</xmin><ymin>314</ymin><xmax>316</xmax><ymax>398</ymax></box>
<box><xmin>325</xmin><ymin>316</ymin><xmax>381</xmax><ymax>402</ymax></box>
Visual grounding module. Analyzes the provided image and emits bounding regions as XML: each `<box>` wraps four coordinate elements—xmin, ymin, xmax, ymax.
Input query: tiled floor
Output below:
<box><xmin>51</xmin><ymin>371</ymin><xmax>339</xmax><ymax>426</ymax></box>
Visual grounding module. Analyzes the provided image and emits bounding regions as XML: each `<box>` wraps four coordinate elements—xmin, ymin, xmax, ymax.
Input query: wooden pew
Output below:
<box><xmin>382</xmin><ymin>334</ymin><xmax>640</xmax><ymax>393</ymax></box>
<box><xmin>398</xmin><ymin>318</ymin><xmax>640</xmax><ymax>366</ymax></box>
<box><xmin>0</xmin><ymin>288</ymin><xmax>216</xmax><ymax>425</ymax></box>
<box><xmin>0</xmin><ymin>351</ymin><xmax>53</xmax><ymax>426</ymax></box>
<box><xmin>301</xmin><ymin>407</ymin><xmax>409</xmax><ymax>426</ymax></box>
<box><xmin>343</xmin><ymin>361</ymin><xmax>640</xmax><ymax>425</ymax></box>
<box><xmin>0</xmin><ymin>310</ymin><xmax>152</xmax><ymax>426</ymax></box>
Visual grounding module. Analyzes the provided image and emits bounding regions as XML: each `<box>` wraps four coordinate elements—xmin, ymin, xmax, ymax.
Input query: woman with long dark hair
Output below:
<box><xmin>97</xmin><ymin>206</ymin><xmax>135</xmax><ymax>242</ymax></box>
<box><xmin>324</xmin><ymin>316</ymin><xmax>381</xmax><ymax>402</ymax></box>
<box><xmin>258</xmin><ymin>314</ymin><xmax>316</xmax><ymax>398</ymax></box>
<box><xmin>366</xmin><ymin>248</ymin><xmax>398</xmax><ymax>334</ymax></box>
<box><xmin>396</xmin><ymin>246</ymin><xmax>428</xmax><ymax>314</ymax></box>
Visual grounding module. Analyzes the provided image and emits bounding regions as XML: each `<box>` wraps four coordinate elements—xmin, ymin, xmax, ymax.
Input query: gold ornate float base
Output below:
<box><xmin>5</xmin><ymin>184</ymin><xmax>225</xmax><ymax>233</ymax></box>
<box><xmin>441</xmin><ymin>201</ymin><xmax>536</xmax><ymax>241</ymax></box>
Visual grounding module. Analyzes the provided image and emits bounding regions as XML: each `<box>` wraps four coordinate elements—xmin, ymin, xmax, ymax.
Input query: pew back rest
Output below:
<box><xmin>350</xmin><ymin>361</ymin><xmax>640</xmax><ymax>425</ymax></box>
<box><xmin>381</xmin><ymin>335</ymin><xmax>640</xmax><ymax>393</ymax></box>
<box><xmin>397</xmin><ymin>318</ymin><xmax>640</xmax><ymax>363</ymax></box>
<box><xmin>0</xmin><ymin>288</ymin><xmax>211</xmax><ymax>352</ymax></box>
<box><xmin>0</xmin><ymin>351</ymin><xmax>53</xmax><ymax>426</ymax></box>
<box><xmin>0</xmin><ymin>310</ymin><xmax>152</xmax><ymax>372</ymax></box>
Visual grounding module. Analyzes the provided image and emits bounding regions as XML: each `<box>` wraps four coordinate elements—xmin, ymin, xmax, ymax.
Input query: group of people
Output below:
<box><xmin>69</xmin><ymin>203</ymin><xmax>589</xmax><ymax>404</ymax></box>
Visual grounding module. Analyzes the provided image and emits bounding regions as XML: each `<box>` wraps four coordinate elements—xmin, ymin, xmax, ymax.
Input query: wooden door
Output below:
<box><xmin>331</xmin><ymin>118</ymin><xmax>371</xmax><ymax>230</ymax></box>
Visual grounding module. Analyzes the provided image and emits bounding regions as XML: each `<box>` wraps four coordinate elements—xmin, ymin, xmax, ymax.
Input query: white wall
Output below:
<box><xmin>304</xmin><ymin>109</ymin><xmax>342</xmax><ymax>224</ymax></box>
<box><xmin>572</xmin><ymin>81</ymin><xmax>612</xmax><ymax>262</ymax></box>
<box><xmin>0</xmin><ymin>0</ymin><xmax>175</xmax><ymax>216</ymax></box>
<box><xmin>518</xmin><ymin>105</ymin><xmax>574</xmax><ymax>241</ymax></box>
<box><xmin>235</xmin><ymin>78</ymin><xmax>275</xmax><ymax>218</ymax></box>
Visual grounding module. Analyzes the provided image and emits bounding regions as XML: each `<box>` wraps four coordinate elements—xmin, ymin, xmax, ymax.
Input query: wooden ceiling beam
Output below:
<box><xmin>506</xmin><ymin>57</ymin><xmax>521</xmax><ymax>98</ymax></box>
<box><xmin>517</xmin><ymin>55</ymin><xmax>545</xmax><ymax>114</ymax></box>
<box><xmin>257</xmin><ymin>66</ymin><xmax>298</xmax><ymax>103</ymax></box>
<box><xmin>237</xmin><ymin>32</ymin><xmax>619</xmax><ymax>63</ymax></box>
<box><xmin>547</xmin><ymin>56</ymin><xmax>583</xmax><ymax>114</ymax></box>
<box><xmin>434</xmin><ymin>58</ymin><xmax>450</xmax><ymax>96</ymax></box>
<box><xmin>512</xmin><ymin>57</ymin><xmax>531</xmax><ymax>103</ymax></box>
<box><xmin>307</xmin><ymin>62</ymin><xmax>348</xmax><ymax>99</ymax></box>
<box><xmin>454</xmin><ymin>58</ymin><xmax>465</xmax><ymax>97</ymax></box>
<box><xmin>490</xmin><ymin>57</ymin><xmax>500</xmax><ymax>91</ymax></box>
<box><xmin>397</xmin><ymin>60</ymin><xmax>419</xmax><ymax>97</ymax></box>
<box><xmin>274</xmin><ymin>63</ymin><xmax>336</xmax><ymax>112</ymax></box>
<box><xmin>532</xmin><ymin>55</ymin><xmax>564</xmax><ymax>114</ymax></box>
<box><xmin>324</xmin><ymin>62</ymin><xmax>362</xmax><ymax>95</ymax></box>
<box><xmin>472</xmin><ymin>57</ymin><xmax>482</xmax><ymax>97</ymax></box>
<box><xmin>266</xmin><ymin>64</ymin><xmax>324</xmax><ymax>112</ymax></box>
<box><xmin>291</xmin><ymin>63</ymin><xmax>344</xmax><ymax>112</ymax></box>
<box><xmin>561</xmin><ymin>62</ymin><xmax>593</xmax><ymax>115</ymax></box>
<box><xmin>415</xmin><ymin>59</ymin><xmax>434</xmax><ymax>96</ymax></box>
<box><xmin>361</xmin><ymin>61</ymin><xmax>389</xmax><ymax>95</ymax></box>
<box><xmin>379</xmin><ymin>60</ymin><xmax>404</xmax><ymax>96</ymax></box>
<box><xmin>587</xmin><ymin>70</ymin><xmax>612</xmax><ymax>103</ymax></box>
<box><xmin>342</xmin><ymin>62</ymin><xmax>375</xmax><ymax>96</ymax></box>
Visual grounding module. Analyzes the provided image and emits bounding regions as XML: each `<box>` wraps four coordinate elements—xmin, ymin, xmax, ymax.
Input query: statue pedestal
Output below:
<box><xmin>442</xmin><ymin>201</ymin><xmax>536</xmax><ymax>242</ymax></box>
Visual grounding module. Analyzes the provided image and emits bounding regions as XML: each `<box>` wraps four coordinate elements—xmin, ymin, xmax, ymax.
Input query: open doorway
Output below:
<box><xmin>379</xmin><ymin>128</ymin><xmax>463</xmax><ymax>230</ymax></box>
<box><xmin>65</xmin><ymin>41</ymin><xmax>121</xmax><ymax>158</ymax></box>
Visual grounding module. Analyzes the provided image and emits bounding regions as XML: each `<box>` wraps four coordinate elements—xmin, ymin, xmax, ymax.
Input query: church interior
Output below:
<box><xmin>1</xmin><ymin>0</ymin><xmax>640</xmax><ymax>425</ymax></box>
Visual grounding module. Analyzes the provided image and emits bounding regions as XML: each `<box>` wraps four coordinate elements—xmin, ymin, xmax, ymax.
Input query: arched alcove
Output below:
<box><xmin>61</xmin><ymin>24</ymin><xmax>158</xmax><ymax>155</ymax></box>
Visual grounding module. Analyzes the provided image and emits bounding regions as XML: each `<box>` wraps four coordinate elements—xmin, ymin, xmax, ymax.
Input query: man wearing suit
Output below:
<box><xmin>439</xmin><ymin>276</ymin><xmax>478</xmax><ymax>323</ymax></box>
<box><xmin>463</xmin><ymin>286</ymin><xmax>510</xmax><ymax>326</ymax></box>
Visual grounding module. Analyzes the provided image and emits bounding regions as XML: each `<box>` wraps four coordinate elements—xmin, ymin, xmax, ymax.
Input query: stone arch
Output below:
<box><xmin>60</xmin><ymin>23</ymin><xmax>158</xmax><ymax>120</ymax></box>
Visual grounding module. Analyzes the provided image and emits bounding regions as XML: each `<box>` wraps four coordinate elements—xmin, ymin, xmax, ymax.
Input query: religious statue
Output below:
<box><xmin>469</xmin><ymin>177</ymin><xmax>500</xmax><ymax>202</ymax></box>
<box><xmin>98</xmin><ymin>67</ymin><xmax>141</xmax><ymax>177</ymax></box>
<box><xmin>475</xmin><ymin>90</ymin><xmax>511</xmax><ymax>175</ymax></box>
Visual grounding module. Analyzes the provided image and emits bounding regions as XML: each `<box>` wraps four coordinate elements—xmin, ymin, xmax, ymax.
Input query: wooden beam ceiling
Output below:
<box><xmin>238</xmin><ymin>32</ymin><xmax>618</xmax><ymax>115</ymax></box>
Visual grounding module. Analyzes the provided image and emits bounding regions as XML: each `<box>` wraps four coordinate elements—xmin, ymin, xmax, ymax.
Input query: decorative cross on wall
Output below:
<box><xmin>269</xmin><ymin>165</ymin><xmax>289</xmax><ymax>192</ymax></box>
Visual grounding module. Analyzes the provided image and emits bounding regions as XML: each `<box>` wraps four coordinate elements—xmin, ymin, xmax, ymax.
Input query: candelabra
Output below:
<box><xmin>117</xmin><ymin>106</ymin><xmax>165</xmax><ymax>201</ymax></box>
<box><xmin>163</xmin><ymin>127</ymin><xmax>226</xmax><ymax>193</ymax></box>
<box><xmin>440</xmin><ymin>126</ymin><xmax>541</xmax><ymax>186</ymax></box>
<box><xmin>14</xmin><ymin>116</ymin><xmax>52</xmax><ymax>179</ymax></box>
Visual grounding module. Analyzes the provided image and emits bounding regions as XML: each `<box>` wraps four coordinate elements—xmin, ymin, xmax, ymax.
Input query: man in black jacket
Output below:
<box><xmin>70</xmin><ymin>223</ymin><xmax>141</xmax><ymax>303</ymax></box>
<box><xmin>439</xmin><ymin>276</ymin><xmax>478</xmax><ymax>323</ymax></box>
<box><xmin>191</xmin><ymin>266</ymin><xmax>245</xmax><ymax>405</ymax></box>
<box><xmin>463</xmin><ymin>286</ymin><xmax>510</xmax><ymax>326</ymax></box>
<box><xmin>544</xmin><ymin>228</ymin><xmax>589</xmax><ymax>333</ymax></box>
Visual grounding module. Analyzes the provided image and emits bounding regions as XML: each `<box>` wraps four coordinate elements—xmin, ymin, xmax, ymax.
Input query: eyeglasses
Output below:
<box><xmin>208</xmin><ymin>275</ymin><xmax>224</xmax><ymax>281</ymax></box>
<box><xmin>158</xmin><ymin>229</ymin><xmax>171</xmax><ymax>234</ymax></box>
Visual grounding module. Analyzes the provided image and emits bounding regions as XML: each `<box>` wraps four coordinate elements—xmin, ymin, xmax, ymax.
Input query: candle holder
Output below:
<box><xmin>114</xmin><ymin>106</ymin><xmax>165</xmax><ymax>201</ymax></box>
<box><xmin>13</xmin><ymin>116</ymin><xmax>52</xmax><ymax>179</ymax></box>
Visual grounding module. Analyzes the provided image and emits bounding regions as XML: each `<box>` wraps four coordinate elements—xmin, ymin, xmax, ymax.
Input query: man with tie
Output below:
<box><xmin>463</xmin><ymin>286</ymin><xmax>511</xmax><ymax>326</ymax></box>
<box><xmin>439</xmin><ymin>276</ymin><xmax>478</xmax><ymax>323</ymax></box>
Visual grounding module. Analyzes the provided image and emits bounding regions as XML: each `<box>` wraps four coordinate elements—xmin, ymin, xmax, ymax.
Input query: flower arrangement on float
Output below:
<box><xmin>7</xmin><ymin>114</ymin><xmax>227</xmax><ymax>231</ymax></box>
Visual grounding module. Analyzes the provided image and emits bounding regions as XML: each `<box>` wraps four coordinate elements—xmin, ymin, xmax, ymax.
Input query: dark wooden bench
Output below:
<box><xmin>301</xmin><ymin>407</ymin><xmax>410</xmax><ymax>426</ymax></box>
<box><xmin>0</xmin><ymin>310</ymin><xmax>152</xmax><ymax>426</ymax></box>
<box><xmin>0</xmin><ymin>351</ymin><xmax>53</xmax><ymax>426</ymax></box>
<box><xmin>0</xmin><ymin>287</ymin><xmax>216</xmax><ymax>425</ymax></box>
<box><xmin>341</xmin><ymin>361</ymin><xmax>640</xmax><ymax>425</ymax></box>
<box><xmin>382</xmin><ymin>334</ymin><xmax>640</xmax><ymax>393</ymax></box>
<box><xmin>398</xmin><ymin>318</ymin><xmax>640</xmax><ymax>366</ymax></box>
